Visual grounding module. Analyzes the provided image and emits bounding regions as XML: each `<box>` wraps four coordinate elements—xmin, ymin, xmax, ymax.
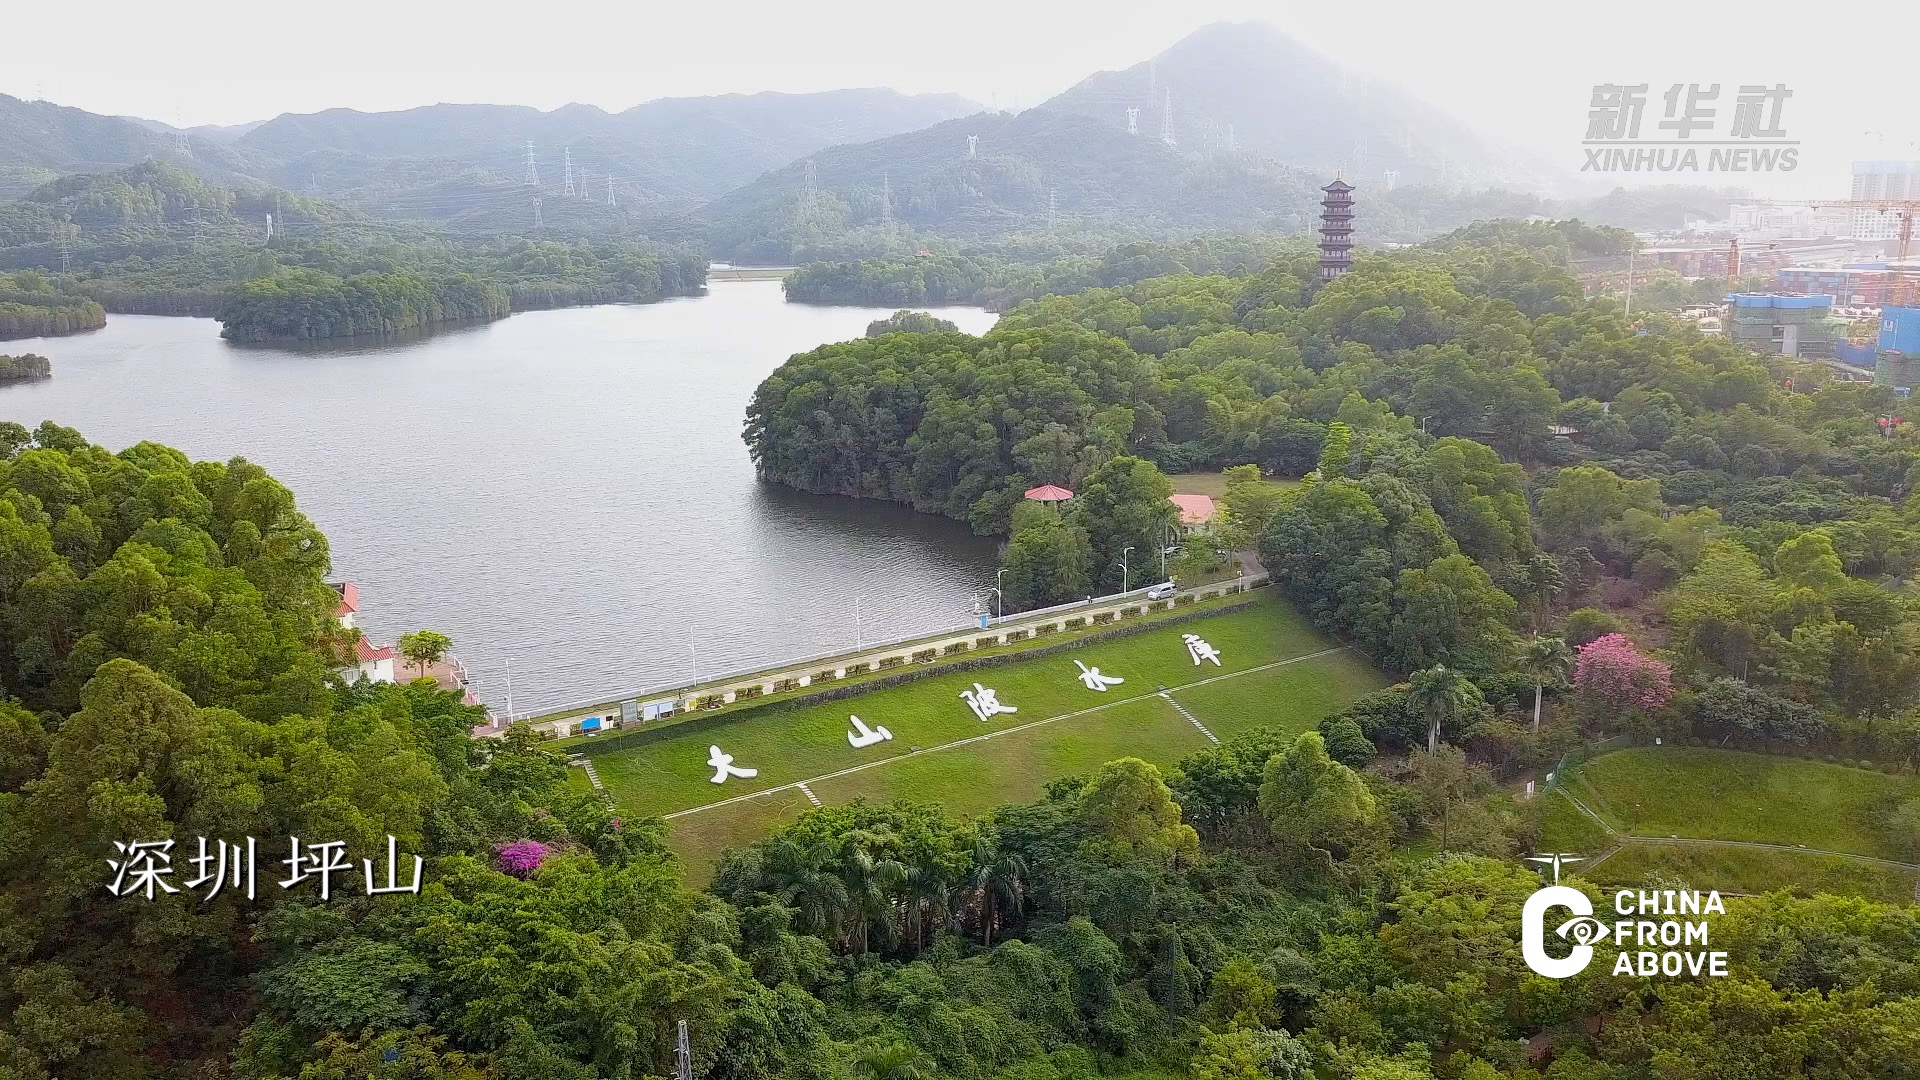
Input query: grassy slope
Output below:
<box><xmin>1568</xmin><ymin>746</ymin><xmax>1917</xmax><ymax>860</ymax></box>
<box><xmin>1586</xmin><ymin>844</ymin><xmax>1917</xmax><ymax>904</ymax></box>
<box><xmin>626</xmin><ymin>596</ymin><xmax>1387</xmax><ymax>879</ymax></box>
<box><xmin>1166</xmin><ymin>471</ymin><xmax>1299</xmax><ymax>498</ymax></box>
<box><xmin>1540</xmin><ymin>746</ymin><xmax>1920</xmax><ymax>903</ymax></box>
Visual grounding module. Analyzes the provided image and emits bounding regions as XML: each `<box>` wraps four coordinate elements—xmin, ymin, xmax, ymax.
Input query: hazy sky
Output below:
<box><xmin>8</xmin><ymin>0</ymin><xmax>1916</xmax><ymax>198</ymax></box>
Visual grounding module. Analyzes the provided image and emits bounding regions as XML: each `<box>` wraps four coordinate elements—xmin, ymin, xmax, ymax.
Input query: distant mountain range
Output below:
<box><xmin>696</xmin><ymin>106</ymin><xmax>1333</xmax><ymax>260</ymax></box>
<box><xmin>0</xmin><ymin>88</ymin><xmax>981</xmax><ymax>211</ymax></box>
<box><xmin>1</xmin><ymin>23</ymin><xmax>1737</xmax><ymax>260</ymax></box>
<box><xmin>1040</xmin><ymin>22</ymin><xmax>1561</xmax><ymax>193</ymax></box>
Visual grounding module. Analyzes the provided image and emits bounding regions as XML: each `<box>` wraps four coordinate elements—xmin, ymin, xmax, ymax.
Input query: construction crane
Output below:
<box><xmin>1748</xmin><ymin>197</ymin><xmax>1919</xmax><ymax>262</ymax></box>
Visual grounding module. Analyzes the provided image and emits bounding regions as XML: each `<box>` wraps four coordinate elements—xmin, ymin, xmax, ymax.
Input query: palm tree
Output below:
<box><xmin>899</xmin><ymin>857</ymin><xmax>952</xmax><ymax>953</ymax></box>
<box><xmin>851</xmin><ymin>1042</ymin><xmax>930</xmax><ymax>1080</ymax></box>
<box><xmin>1407</xmin><ymin>664</ymin><xmax>1481</xmax><ymax>755</ymax></box>
<box><xmin>840</xmin><ymin>834</ymin><xmax>907</xmax><ymax>955</ymax></box>
<box><xmin>1522</xmin><ymin>554</ymin><xmax>1565</xmax><ymax>632</ymax></box>
<box><xmin>1516</xmin><ymin>636</ymin><xmax>1573</xmax><ymax>731</ymax></box>
<box><xmin>766</xmin><ymin>838</ymin><xmax>847</xmax><ymax>945</ymax></box>
<box><xmin>965</xmin><ymin>835</ymin><xmax>1027</xmax><ymax>947</ymax></box>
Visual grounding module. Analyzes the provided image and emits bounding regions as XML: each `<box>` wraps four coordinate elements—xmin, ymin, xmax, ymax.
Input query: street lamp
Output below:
<box><xmin>995</xmin><ymin>568</ymin><xmax>1007</xmax><ymax>618</ymax></box>
<box><xmin>1120</xmin><ymin>545</ymin><xmax>1134</xmax><ymax>594</ymax></box>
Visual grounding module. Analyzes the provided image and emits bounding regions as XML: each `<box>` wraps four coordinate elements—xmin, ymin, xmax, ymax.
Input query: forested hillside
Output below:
<box><xmin>0</xmin><ymin>271</ymin><xmax>106</xmax><ymax>339</ymax></box>
<box><xmin>1</xmin><ymin>421</ymin><xmax>1916</xmax><ymax>1079</ymax></box>
<box><xmin>747</xmin><ymin>233</ymin><xmax>1920</xmax><ymax>733</ymax></box>
<box><xmin>0</xmin><ymin>162</ymin><xmax>706</xmax><ymax>336</ymax></box>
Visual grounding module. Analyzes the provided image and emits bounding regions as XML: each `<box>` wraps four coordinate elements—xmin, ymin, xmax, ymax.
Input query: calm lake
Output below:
<box><xmin>1</xmin><ymin>281</ymin><xmax>1001</xmax><ymax>713</ymax></box>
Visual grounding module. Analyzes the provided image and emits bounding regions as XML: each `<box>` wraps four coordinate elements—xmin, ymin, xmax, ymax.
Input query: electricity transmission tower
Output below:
<box><xmin>675</xmin><ymin>1021</ymin><xmax>691</xmax><ymax>1080</ymax></box>
<box><xmin>523</xmin><ymin>142</ymin><xmax>539</xmax><ymax>185</ymax></box>
<box><xmin>532</xmin><ymin>197</ymin><xmax>543</xmax><ymax>230</ymax></box>
<box><xmin>563</xmin><ymin>148</ymin><xmax>575</xmax><ymax>197</ymax></box>
<box><xmin>1161</xmin><ymin>89</ymin><xmax>1175</xmax><ymax>147</ymax></box>
<box><xmin>880</xmin><ymin>174</ymin><xmax>893</xmax><ymax>229</ymax></box>
<box><xmin>1047</xmin><ymin>187</ymin><xmax>1057</xmax><ymax>233</ymax></box>
<box><xmin>967</xmin><ymin>134</ymin><xmax>978</xmax><ymax>157</ymax></box>
<box><xmin>606</xmin><ymin>176</ymin><xmax>616</xmax><ymax>206</ymax></box>
<box><xmin>1126</xmin><ymin>107</ymin><xmax>1139</xmax><ymax>134</ymax></box>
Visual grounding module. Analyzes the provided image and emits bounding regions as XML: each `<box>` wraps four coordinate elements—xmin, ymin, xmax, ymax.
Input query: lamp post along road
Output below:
<box><xmin>1120</xmin><ymin>545</ymin><xmax>1134</xmax><ymax>594</ymax></box>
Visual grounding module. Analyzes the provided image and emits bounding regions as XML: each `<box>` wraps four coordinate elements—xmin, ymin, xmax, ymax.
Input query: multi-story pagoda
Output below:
<box><xmin>1318</xmin><ymin>178</ymin><xmax>1354</xmax><ymax>281</ymax></box>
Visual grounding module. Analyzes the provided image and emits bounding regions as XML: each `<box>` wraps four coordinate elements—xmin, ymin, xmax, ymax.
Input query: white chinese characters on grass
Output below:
<box><xmin>1074</xmin><ymin>660</ymin><xmax>1125</xmax><ymax>691</ymax></box>
<box><xmin>108</xmin><ymin>835</ymin><xmax>421</xmax><ymax>901</ymax></box>
<box><xmin>1184</xmin><ymin>633</ymin><xmax>1223</xmax><ymax>666</ymax></box>
<box><xmin>707</xmin><ymin>744</ymin><xmax>757</xmax><ymax>784</ymax></box>
<box><xmin>847</xmin><ymin>715</ymin><xmax>893</xmax><ymax>747</ymax></box>
<box><xmin>961</xmin><ymin>683</ymin><xmax>1018</xmax><ymax>722</ymax></box>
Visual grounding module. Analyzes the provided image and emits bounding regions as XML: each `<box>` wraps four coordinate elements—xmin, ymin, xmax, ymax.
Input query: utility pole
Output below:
<box><xmin>523</xmin><ymin>141</ymin><xmax>539</xmax><ymax>185</ymax></box>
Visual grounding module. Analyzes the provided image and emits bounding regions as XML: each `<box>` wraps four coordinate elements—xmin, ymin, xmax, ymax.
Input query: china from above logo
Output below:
<box><xmin>1520</xmin><ymin>853</ymin><xmax>1731</xmax><ymax>979</ymax></box>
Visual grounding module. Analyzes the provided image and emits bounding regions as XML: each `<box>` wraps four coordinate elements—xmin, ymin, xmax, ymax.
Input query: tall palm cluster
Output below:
<box><xmin>759</xmin><ymin>829</ymin><xmax>1028</xmax><ymax>955</ymax></box>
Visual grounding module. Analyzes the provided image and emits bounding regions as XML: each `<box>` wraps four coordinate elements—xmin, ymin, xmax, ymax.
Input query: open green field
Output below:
<box><xmin>1586</xmin><ymin>842</ymin><xmax>1918</xmax><ymax>904</ymax></box>
<box><xmin>570</xmin><ymin>595</ymin><xmax>1385</xmax><ymax>877</ymax></box>
<box><xmin>1540</xmin><ymin>746</ymin><xmax>1920</xmax><ymax>902</ymax></box>
<box><xmin>1566</xmin><ymin>746</ymin><xmax>1917</xmax><ymax>860</ymax></box>
<box><xmin>1167</xmin><ymin>471</ymin><xmax>1299</xmax><ymax>498</ymax></box>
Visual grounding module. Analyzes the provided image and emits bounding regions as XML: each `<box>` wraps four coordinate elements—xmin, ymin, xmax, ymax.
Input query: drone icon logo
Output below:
<box><xmin>1521</xmin><ymin>853</ymin><xmax>1597</xmax><ymax>978</ymax></box>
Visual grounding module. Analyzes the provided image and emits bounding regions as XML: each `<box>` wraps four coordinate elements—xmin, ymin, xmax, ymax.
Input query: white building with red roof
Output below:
<box><xmin>353</xmin><ymin>637</ymin><xmax>397</xmax><ymax>684</ymax></box>
<box><xmin>333</xmin><ymin>582</ymin><xmax>360</xmax><ymax>629</ymax></box>
<box><xmin>331</xmin><ymin>582</ymin><xmax>396</xmax><ymax>684</ymax></box>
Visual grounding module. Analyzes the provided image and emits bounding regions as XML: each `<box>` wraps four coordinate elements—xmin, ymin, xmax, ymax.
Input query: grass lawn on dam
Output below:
<box><xmin>576</xmin><ymin>594</ymin><xmax>1385</xmax><ymax>876</ymax></box>
<box><xmin>1543</xmin><ymin>745</ymin><xmax>1920</xmax><ymax>902</ymax></box>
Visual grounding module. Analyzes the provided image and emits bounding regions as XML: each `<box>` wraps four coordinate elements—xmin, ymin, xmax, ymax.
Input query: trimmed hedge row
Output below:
<box><xmin>565</xmin><ymin>596</ymin><xmax>1263</xmax><ymax>759</ymax></box>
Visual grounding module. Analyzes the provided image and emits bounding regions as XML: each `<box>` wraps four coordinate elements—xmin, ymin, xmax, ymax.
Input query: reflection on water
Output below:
<box><xmin>0</xmin><ymin>282</ymin><xmax>1001</xmax><ymax>712</ymax></box>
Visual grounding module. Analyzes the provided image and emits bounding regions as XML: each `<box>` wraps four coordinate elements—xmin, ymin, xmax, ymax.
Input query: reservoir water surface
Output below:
<box><xmin>0</xmin><ymin>281</ymin><xmax>1001</xmax><ymax>713</ymax></box>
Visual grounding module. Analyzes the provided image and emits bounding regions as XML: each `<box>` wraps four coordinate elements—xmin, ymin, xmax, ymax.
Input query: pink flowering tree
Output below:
<box><xmin>1572</xmin><ymin>633</ymin><xmax>1674</xmax><ymax>713</ymax></box>
<box><xmin>495</xmin><ymin>839</ymin><xmax>550</xmax><ymax>878</ymax></box>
